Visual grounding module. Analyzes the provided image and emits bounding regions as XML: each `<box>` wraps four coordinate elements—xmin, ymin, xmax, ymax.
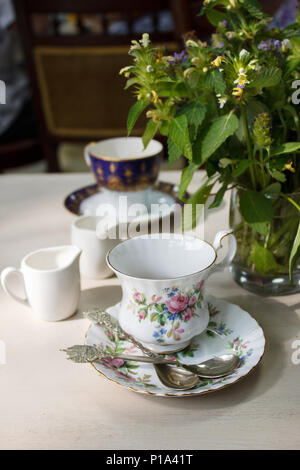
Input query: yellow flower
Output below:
<box><xmin>284</xmin><ymin>162</ymin><xmax>296</xmax><ymax>173</ymax></box>
<box><xmin>183</xmin><ymin>67</ymin><xmax>195</xmax><ymax>78</ymax></box>
<box><xmin>185</xmin><ymin>39</ymin><xmax>199</xmax><ymax>48</ymax></box>
<box><xmin>229</xmin><ymin>0</ymin><xmax>238</xmax><ymax>8</ymax></box>
<box><xmin>151</xmin><ymin>90</ymin><xmax>159</xmax><ymax>104</ymax></box>
<box><xmin>146</xmin><ymin>110</ymin><xmax>155</xmax><ymax>118</ymax></box>
<box><xmin>232</xmin><ymin>87</ymin><xmax>243</xmax><ymax>98</ymax></box>
<box><xmin>119</xmin><ymin>66</ymin><xmax>132</xmax><ymax>76</ymax></box>
<box><xmin>212</xmin><ymin>56</ymin><xmax>225</xmax><ymax>68</ymax></box>
<box><xmin>234</xmin><ymin>77</ymin><xmax>249</xmax><ymax>88</ymax></box>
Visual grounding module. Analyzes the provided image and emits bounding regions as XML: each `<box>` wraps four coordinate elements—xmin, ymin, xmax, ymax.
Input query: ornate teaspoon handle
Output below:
<box><xmin>123</xmin><ymin>333</ymin><xmax>158</xmax><ymax>359</ymax></box>
<box><xmin>84</xmin><ymin>308</ymin><xmax>158</xmax><ymax>358</ymax></box>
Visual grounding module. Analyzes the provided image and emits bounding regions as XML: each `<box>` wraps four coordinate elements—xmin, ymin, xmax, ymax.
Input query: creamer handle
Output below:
<box><xmin>1</xmin><ymin>267</ymin><xmax>29</xmax><ymax>306</ymax></box>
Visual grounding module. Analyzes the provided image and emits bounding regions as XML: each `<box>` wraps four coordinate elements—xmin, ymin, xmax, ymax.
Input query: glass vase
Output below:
<box><xmin>230</xmin><ymin>187</ymin><xmax>300</xmax><ymax>296</ymax></box>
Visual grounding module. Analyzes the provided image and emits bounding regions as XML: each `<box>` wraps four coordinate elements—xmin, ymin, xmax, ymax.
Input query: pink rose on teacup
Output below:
<box><xmin>103</xmin><ymin>357</ymin><xmax>125</xmax><ymax>368</ymax></box>
<box><xmin>166</xmin><ymin>294</ymin><xmax>188</xmax><ymax>314</ymax></box>
<box><xmin>183</xmin><ymin>308</ymin><xmax>194</xmax><ymax>322</ymax></box>
<box><xmin>133</xmin><ymin>292</ymin><xmax>144</xmax><ymax>303</ymax></box>
<box><xmin>189</xmin><ymin>295</ymin><xmax>197</xmax><ymax>307</ymax></box>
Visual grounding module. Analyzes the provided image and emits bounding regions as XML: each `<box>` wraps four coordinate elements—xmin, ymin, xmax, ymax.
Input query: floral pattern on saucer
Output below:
<box><xmin>127</xmin><ymin>282</ymin><xmax>204</xmax><ymax>343</ymax></box>
<box><xmin>85</xmin><ymin>295</ymin><xmax>265</xmax><ymax>397</ymax></box>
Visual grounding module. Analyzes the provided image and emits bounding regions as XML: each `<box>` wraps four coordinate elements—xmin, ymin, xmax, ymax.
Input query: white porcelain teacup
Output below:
<box><xmin>107</xmin><ymin>231</ymin><xmax>237</xmax><ymax>353</ymax></box>
<box><xmin>1</xmin><ymin>246</ymin><xmax>81</xmax><ymax>322</ymax></box>
<box><xmin>71</xmin><ymin>216</ymin><xmax>120</xmax><ymax>280</ymax></box>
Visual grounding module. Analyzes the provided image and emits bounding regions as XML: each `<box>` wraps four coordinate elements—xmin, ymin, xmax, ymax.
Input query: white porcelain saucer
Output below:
<box><xmin>85</xmin><ymin>295</ymin><xmax>265</xmax><ymax>397</ymax></box>
<box><xmin>64</xmin><ymin>181</ymin><xmax>185</xmax><ymax>223</ymax></box>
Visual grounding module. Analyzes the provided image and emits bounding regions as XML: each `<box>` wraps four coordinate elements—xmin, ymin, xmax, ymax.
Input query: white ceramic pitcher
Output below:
<box><xmin>71</xmin><ymin>216</ymin><xmax>120</xmax><ymax>279</ymax></box>
<box><xmin>107</xmin><ymin>231</ymin><xmax>237</xmax><ymax>353</ymax></box>
<box><xmin>1</xmin><ymin>246</ymin><xmax>81</xmax><ymax>321</ymax></box>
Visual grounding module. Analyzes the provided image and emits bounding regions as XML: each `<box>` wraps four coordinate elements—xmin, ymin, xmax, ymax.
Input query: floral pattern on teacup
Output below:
<box><xmin>128</xmin><ymin>282</ymin><xmax>204</xmax><ymax>343</ymax></box>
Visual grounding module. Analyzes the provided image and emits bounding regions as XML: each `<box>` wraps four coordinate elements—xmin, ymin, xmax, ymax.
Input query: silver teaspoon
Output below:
<box><xmin>62</xmin><ymin>345</ymin><xmax>240</xmax><ymax>390</ymax></box>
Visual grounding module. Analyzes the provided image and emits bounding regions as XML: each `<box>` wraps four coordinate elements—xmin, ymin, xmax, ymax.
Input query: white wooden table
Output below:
<box><xmin>0</xmin><ymin>171</ymin><xmax>299</xmax><ymax>450</ymax></box>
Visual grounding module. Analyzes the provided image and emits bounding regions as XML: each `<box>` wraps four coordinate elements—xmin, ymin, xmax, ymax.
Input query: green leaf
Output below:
<box><xmin>241</xmin><ymin>0</ymin><xmax>266</xmax><ymax>19</ymax></box>
<box><xmin>183</xmin><ymin>182</ymin><xmax>214</xmax><ymax>230</ymax></box>
<box><xmin>233</xmin><ymin>160</ymin><xmax>252</xmax><ymax>177</ymax></box>
<box><xmin>270</xmin><ymin>142</ymin><xmax>300</xmax><ymax>156</ymax></box>
<box><xmin>169</xmin><ymin>115</ymin><xmax>193</xmax><ymax>160</ymax></box>
<box><xmin>193</xmin><ymin>113</ymin><xmax>239</xmax><ymax>165</ymax></box>
<box><xmin>262</xmin><ymin>183</ymin><xmax>281</xmax><ymax>201</ymax></box>
<box><xmin>142</xmin><ymin>120</ymin><xmax>159</xmax><ymax>149</ymax></box>
<box><xmin>251</xmin><ymin>242</ymin><xmax>282</xmax><ymax>274</ymax></box>
<box><xmin>127</xmin><ymin>100</ymin><xmax>147</xmax><ymax>135</ymax></box>
<box><xmin>124</xmin><ymin>78</ymin><xmax>138</xmax><ymax>90</ymax></box>
<box><xmin>211</xmin><ymin>70</ymin><xmax>226</xmax><ymax>95</ymax></box>
<box><xmin>249</xmin><ymin>67</ymin><xmax>282</xmax><ymax>89</ymax></box>
<box><xmin>206</xmin><ymin>8</ymin><xmax>227</xmax><ymax>26</ymax></box>
<box><xmin>240</xmin><ymin>189</ymin><xmax>274</xmax><ymax>235</ymax></box>
<box><xmin>282</xmin><ymin>28</ymin><xmax>300</xmax><ymax>39</ymax></box>
<box><xmin>167</xmin><ymin>137</ymin><xmax>182</xmax><ymax>164</ymax></box>
<box><xmin>289</xmin><ymin>222</ymin><xmax>300</xmax><ymax>282</ymax></box>
<box><xmin>209</xmin><ymin>181</ymin><xmax>228</xmax><ymax>209</ymax></box>
<box><xmin>177</xmin><ymin>100</ymin><xmax>207</xmax><ymax>133</ymax></box>
<box><xmin>178</xmin><ymin>163</ymin><xmax>199</xmax><ymax>199</ymax></box>
<box><xmin>269</xmin><ymin>169</ymin><xmax>286</xmax><ymax>183</ymax></box>
<box><xmin>204</xmin><ymin>70</ymin><xmax>226</xmax><ymax>95</ymax></box>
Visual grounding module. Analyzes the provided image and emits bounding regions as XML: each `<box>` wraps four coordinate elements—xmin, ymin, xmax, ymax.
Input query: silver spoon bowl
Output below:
<box><xmin>154</xmin><ymin>354</ymin><xmax>240</xmax><ymax>390</ymax></box>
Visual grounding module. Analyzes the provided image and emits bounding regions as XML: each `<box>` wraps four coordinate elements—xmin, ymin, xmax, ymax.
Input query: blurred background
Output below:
<box><xmin>0</xmin><ymin>0</ymin><xmax>293</xmax><ymax>174</ymax></box>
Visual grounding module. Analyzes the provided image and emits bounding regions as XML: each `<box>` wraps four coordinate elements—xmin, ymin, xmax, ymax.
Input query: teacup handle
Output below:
<box><xmin>209</xmin><ymin>230</ymin><xmax>237</xmax><ymax>276</ymax></box>
<box><xmin>213</xmin><ymin>230</ymin><xmax>237</xmax><ymax>272</ymax></box>
<box><xmin>84</xmin><ymin>145</ymin><xmax>91</xmax><ymax>167</ymax></box>
<box><xmin>1</xmin><ymin>267</ymin><xmax>29</xmax><ymax>307</ymax></box>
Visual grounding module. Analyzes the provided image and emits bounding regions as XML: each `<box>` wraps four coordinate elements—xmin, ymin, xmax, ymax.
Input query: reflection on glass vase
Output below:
<box><xmin>230</xmin><ymin>187</ymin><xmax>300</xmax><ymax>296</ymax></box>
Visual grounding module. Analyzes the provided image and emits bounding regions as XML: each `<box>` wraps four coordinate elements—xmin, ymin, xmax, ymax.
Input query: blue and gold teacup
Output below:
<box><xmin>85</xmin><ymin>137</ymin><xmax>163</xmax><ymax>193</ymax></box>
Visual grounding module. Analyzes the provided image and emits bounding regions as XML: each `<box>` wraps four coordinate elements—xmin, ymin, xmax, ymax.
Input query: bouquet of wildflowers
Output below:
<box><xmin>120</xmin><ymin>0</ymin><xmax>300</xmax><ymax>283</ymax></box>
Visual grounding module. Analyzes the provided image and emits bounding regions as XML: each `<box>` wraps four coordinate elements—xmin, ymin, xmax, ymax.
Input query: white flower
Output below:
<box><xmin>282</xmin><ymin>39</ymin><xmax>291</xmax><ymax>48</ymax></box>
<box><xmin>248</xmin><ymin>60</ymin><xmax>261</xmax><ymax>71</ymax></box>
<box><xmin>219</xmin><ymin>158</ymin><xmax>232</xmax><ymax>168</ymax></box>
<box><xmin>140</xmin><ymin>33</ymin><xmax>150</xmax><ymax>47</ymax></box>
<box><xmin>119</xmin><ymin>66</ymin><xmax>132</xmax><ymax>76</ymax></box>
<box><xmin>282</xmin><ymin>39</ymin><xmax>291</xmax><ymax>52</ymax></box>
<box><xmin>218</xmin><ymin>97</ymin><xmax>227</xmax><ymax>109</ymax></box>
<box><xmin>129</xmin><ymin>40</ymin><xmax>141</xmax><ymax>52</ymax></box>
<box><xmin>239</xmin><ymin>49</ymin><xmax>250</xmax><ymax>58</ymax></box>
<box><xmin>146</xmin><ymin>65</ymin><xmax>154</xmax><ymax>72</ymax></box>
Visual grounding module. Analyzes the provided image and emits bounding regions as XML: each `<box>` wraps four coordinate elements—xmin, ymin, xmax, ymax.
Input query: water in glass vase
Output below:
<box><xmin>230</xmin><ymin>187</ymin><xmax>300</xmax><ymax>296</ymax></box>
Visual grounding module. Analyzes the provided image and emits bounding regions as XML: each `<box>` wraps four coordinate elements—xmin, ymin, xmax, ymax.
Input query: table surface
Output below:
<box><xmin>0</xmin><ymin>171</ymin><xmax>299</xmax><ymax>450</ymax></box>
